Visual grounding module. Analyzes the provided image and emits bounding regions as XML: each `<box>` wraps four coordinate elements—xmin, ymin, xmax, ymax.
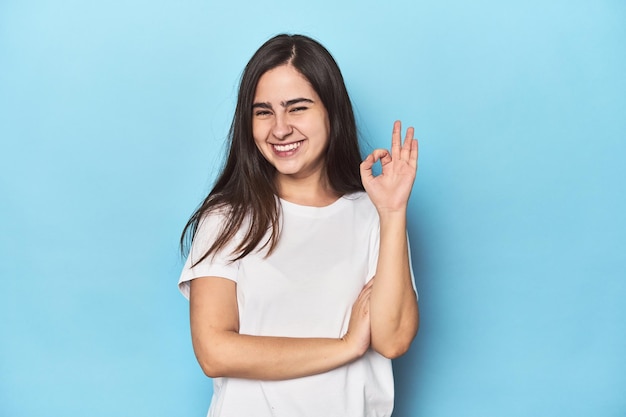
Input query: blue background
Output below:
<box><xmin>1</xmin><ymin>1</ymin><xmax>625</xmax><ymax>416</ymax></box>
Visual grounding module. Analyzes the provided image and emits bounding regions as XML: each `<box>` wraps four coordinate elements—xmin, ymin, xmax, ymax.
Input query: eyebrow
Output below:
<box><xmin>282</xmin><ymin>97</ymin><xmax>314</xmax><ymax>107</ymax></box>
<box><xmin>252</xmin><ymin>97</ymin><xmax>314</xmax><ymax>110</ymax></box>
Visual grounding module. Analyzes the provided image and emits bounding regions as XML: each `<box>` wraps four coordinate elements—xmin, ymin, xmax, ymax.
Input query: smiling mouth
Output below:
<box><xmin>272</xmin><ymin>140</ymin><xmax>303</xmax><ymax>153</ymax></box>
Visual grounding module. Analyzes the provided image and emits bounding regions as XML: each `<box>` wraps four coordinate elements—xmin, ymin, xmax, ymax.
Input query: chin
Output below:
<box><xmin>272</xmin><ymin>162</ymin><xmax>303</xmax><ymax>175</ymax></box>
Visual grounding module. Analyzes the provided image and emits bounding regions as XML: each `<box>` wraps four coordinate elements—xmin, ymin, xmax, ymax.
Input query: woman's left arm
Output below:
<box><xmin>360</xmin><ymin>120</ymin><xmax>420</xmax><ymax>359</ymax></box>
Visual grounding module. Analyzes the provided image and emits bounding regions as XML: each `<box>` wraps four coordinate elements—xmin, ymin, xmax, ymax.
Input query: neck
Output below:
<box><xmin>276</xmin><ymin>172</ymin><xmax>340</xmax><ymax>207</ymax></box>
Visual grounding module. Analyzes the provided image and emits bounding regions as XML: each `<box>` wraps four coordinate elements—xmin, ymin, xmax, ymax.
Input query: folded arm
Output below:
<box><xmin>189</xmin><ymin>277</ymin><xmax>372</xmax><ymax>380</ymax></box>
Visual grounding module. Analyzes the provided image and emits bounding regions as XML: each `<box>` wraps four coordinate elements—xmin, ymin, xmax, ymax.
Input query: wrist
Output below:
<box><xmin>377</xmin><ymin>209</ymin><xmax>407</xmax><ymax>227</ymax></box>
<box><xmin>340</xmin><ymin>333</ymin><xmax>368</xmax><ymax>361</ymax></box>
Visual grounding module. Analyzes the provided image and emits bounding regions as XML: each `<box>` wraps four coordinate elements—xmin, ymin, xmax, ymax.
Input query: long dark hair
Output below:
<box><xmin>181</xmin><ymin>34</ymin><xmax>364</xmax><ymax>264</ymax></box>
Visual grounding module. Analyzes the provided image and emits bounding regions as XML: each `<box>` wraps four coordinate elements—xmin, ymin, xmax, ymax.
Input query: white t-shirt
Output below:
<box><xmin>179</xmin><ymin>192</ymin><xmax>415</xmax><ymax>417</ymax></box>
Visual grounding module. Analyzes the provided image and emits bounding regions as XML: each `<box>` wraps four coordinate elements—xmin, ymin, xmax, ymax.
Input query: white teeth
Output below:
<box><xmin>273</xmin><ymin>141</ymin><xmax>302</xmax><ymax>152</ymax></box>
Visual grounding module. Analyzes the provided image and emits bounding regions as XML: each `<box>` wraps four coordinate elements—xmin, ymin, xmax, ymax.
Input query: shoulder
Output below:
<box><xmin>197</xmin><ymin>202</ymin><xmax>254</xmax><ymax>231</ymax></box>
<box><xmin>192</xmin><ymin>205</ymin><xmax>249</xmax><ymax>253</ymax></box>
<box><xmin>194</xmin><ymin>208</ymin><xmax>229</xmax><ymax>240</ymax></box>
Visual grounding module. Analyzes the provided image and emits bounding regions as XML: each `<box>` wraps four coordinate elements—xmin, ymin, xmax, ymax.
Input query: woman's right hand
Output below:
<box><xmin>342</xmin><ymin>279</ymin><xmax>374</xmax><ymax>358</ymax></box>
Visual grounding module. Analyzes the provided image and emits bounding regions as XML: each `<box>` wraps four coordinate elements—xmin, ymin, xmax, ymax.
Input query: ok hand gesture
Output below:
<box><xmin>360</xmin><ymin>121</ymin><xmax>418</xmax><ymax>214</ymax></box>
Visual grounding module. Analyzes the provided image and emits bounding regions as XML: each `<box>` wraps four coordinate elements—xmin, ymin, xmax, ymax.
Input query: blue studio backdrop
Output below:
<box><xmin>1</xmin><ymin>1</ymin><xmax>625</xmax><ymax>416</ymax></box>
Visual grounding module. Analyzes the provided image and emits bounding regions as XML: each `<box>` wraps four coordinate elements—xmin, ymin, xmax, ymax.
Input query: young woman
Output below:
<box><xmin>179</xmin><ymin>34</ymin><xmax>419</xmax><ymax>417</ymax></box>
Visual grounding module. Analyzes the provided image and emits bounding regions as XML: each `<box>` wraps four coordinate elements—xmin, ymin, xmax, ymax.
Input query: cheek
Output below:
<box><xmin>252</xmin><ymin>122</ymin><xmax>265</xmax><ymax>146</ymax></box>
<box><xmin>253</xmin><ymin>139</ymin><xmax>268</xmax><ymax>160</ymax></box>
<box><xmin>251</xmin><ymin>124</ymin><xmax>271</xmax><ymax>161</ymax></box>
<box><xmin>320</xmin><ymin>115</ymin><xmax>331</xmax><ymax>146</ymax></box>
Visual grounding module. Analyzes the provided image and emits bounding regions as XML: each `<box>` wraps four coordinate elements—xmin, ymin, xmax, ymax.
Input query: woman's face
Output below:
<box><xmin>252</xmin><ymin>64</ymin><xmax>330</xmax><ymax>182</ymax></box>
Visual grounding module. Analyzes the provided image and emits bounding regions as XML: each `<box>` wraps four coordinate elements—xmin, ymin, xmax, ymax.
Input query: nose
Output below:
<box><xmin>271</xmin><ymin>113</ymin><xmax>293</xmax><ymax>141</ymax></box>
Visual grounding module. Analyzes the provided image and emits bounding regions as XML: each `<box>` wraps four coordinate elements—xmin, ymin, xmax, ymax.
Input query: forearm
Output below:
<box><xmin>189</xmin><ymin>269</ymin><xmax>371</xmax><ymax>381</ymax></box>
<box><xmin>369</xmin><ymin>210</ymin><xmax>419</xmax><ymax>358</ymax></box>
<box><xmin>192</xmin><ymin>331</ymin><xmax>358</xmax><ymax>380</ymax></box>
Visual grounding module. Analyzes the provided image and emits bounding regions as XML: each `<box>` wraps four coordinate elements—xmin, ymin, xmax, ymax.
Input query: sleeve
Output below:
<box><xmin>178</xmin><ymin>212</ymin><xmax>241</xmax><ymax>300</ymax></box>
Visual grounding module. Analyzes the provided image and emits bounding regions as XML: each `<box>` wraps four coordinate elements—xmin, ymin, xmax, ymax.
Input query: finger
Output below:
<box><xmin>356</xmin><ymin>289</ymin><xmax>372</xmax><ymax>313</ymax></box>
<box><xmin>370</xmin><ymin>149</ymin><xmax>392</xmax><ymax>169</ymax></box>
<box><xmin>391</xmin><ymin>120</ymin><xmax>402</xmax><ymax>160</ymax></box>
<box><xmin>370</xmin><ymin>149</ymin><xmax>389</xmax><ymax>162</ymax></box>
<box><xmin>403</xmin><ymin>127</ymin><xmax>415</xmax><ymax>147</ymax></box>
<box><xmin>410</xmin><ymin>137</ymin><xmax>419</xmax><ymax>168</ymax></box>
<box><xmin>363</xmin><ymin>149</ymin><xmax>391</xmax><ymax>168</ymax></box>
<box><xmin>400</xmin><ymin>126</ymin><xmax>414</xmax><ymax>161</ymax></box>
<box><xmin>380</xmin><ymin>152</ymin><xmax>392</xmax><ymax>167</ymax></box>
<box><xmin>358</xmin><ymin>282</ymin><xmax>374</xmax><ymax>300</ymax></box>
<box><xmin>360</xmin><ymin>154</ymin><xmax>375</xmax><ymax>182</ymax></box>
<box><xmin>360</xmin><ymin>154</ymin><xmax>374</xmax><ymax>170</ymax></box>
<box><xmin>353</xmin><ymin>294</ymin><xmax>370</xmax><ymax>317</ymax></box>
